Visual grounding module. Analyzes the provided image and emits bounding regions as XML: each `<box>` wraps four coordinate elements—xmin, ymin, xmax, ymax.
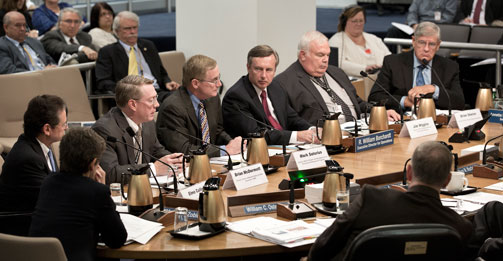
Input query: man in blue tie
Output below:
<box><xmin>368</xmin><ymin>21</ymin><xmax>465</xmax><ymax>112</ymax></box>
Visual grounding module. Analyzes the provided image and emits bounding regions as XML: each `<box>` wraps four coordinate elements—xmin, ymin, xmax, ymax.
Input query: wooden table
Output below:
<box><xmin>97</xmin><ymin>123</ymin><xmax>503</xmax><ymax>259</ymax></box>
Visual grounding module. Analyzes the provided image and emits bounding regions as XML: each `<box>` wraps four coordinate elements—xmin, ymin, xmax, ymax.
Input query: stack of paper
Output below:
<box><xmin>119</xmin><ymin>213</ymin><xmax>164</xmax><ymax>244</ymax></box>
<box><xmin>454</xmin><ymin>192</ymin><xmax>503</xmax><ymax>205</ymax></box>
<box><xmin>251</xmin><ymin>220</ymin><xmax>325</xmax><ymax>248</ymax></box>
<box><xmin>485</xmin><ymin>182</ymin><xmax>503</xmax><ymax>191</ymax></box>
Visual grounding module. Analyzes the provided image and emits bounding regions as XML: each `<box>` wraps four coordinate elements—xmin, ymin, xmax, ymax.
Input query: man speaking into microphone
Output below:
<box><xmin>368</xmin><ymin>22</ymin><xmax>465</xmax><ymax>112</ymax></box>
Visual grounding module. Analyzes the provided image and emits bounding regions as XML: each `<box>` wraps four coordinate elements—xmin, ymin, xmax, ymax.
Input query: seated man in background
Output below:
<box><xmin>0</xmin><ymin>11</ymin><xmax>56</xmax><ymax>74</ymax></box>
<box><xmin>222</xmin><ymin>45</ymin><xmax>317</xmax><ymax>145</ymax></box>
<box><xmin>156</xmin><ymin>54</ymin><xmax>242</xmax><ymax>157</ymax></box>
<box><xmin>41</xmin><ymin>7</ymin><xmax>97</xmax><ymax>63</ymax></box>
<box><xmin>275</xmin><ymin>31</ymin><xmax>399</xmax><ymax>126</ymax></box>
<box><xmin>457</xmin><ymin>0</ymin><xmax>503</xmax><ymax>26</ymax></box>
<box><xmin>368</xmin><ymin>22</ymin><xmax>465</xmax><ymax>113</ymax></box>
<box><xmin>29</xmin><ymin>127</ymin><xmax>127</xmax><ymax>261</ymax></box>
<box><xmin>92</xmin><ymin>75</ymin><xmax>182</xmax><ymax>185</ymax></box>
<box><xmin>95</xmin><ymin>11</ymin><xmax>179</xmax><ymax>102</ymax></box>
<box><xmin>308</xmin><ymin>141</ymin><xmax>473</xmax><ymax>261</ymax></box>
<box><xmin>0</xmin><ymin>95</ymin><xmax>67</xmax><ymax>235</ymax></box>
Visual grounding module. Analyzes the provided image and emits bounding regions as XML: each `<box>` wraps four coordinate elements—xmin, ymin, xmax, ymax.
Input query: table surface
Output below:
<box><xmin>97</xmin><ymin>123</ymin><xmax>503</xmax><ymax>259</ymax></box>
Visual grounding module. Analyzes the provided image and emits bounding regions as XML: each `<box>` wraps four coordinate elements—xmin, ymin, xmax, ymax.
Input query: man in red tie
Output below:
<box><xmin>222</xmin><ymin>45</ymin><xmax>319</xmax><ymax>145</ymax></box>
<box><xmin>458</xmin><ymin>0</ymin><xmax>503</xmax><ymax>26</ymax></box>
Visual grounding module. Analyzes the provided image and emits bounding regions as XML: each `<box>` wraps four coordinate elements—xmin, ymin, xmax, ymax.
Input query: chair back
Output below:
<box><xmin>436</xmin><ymin>23</ymin><xmax>471</xmax><ymax>58</ymax></box>
<box><xmin>0</xmin><ymin>232</ymin><xmax>67</xmax><ymax>261</ymax></box>
<box><xmin>159</xmin><ymin>51</ymin><xmax>186</xmax><ymax>85</ymax></box>
<box><xmin>459</xmin><ymin>26</ymin><xmax>503</xmax><ymax>59</ymax></box>
<box><xmin>343</xmin><ymin>223</ymin><xmax>463</xmax><ymax>261</ymax></box>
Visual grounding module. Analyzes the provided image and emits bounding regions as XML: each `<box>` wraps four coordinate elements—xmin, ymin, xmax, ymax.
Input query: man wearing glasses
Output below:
<box><xmin>156</xmin><ymin>55</ymin><xmax>242</xmax><ymax>157</ymax></box>
<box><xmin>368</xmin><ymin>22</ymin><xmax>465</xmax><ymax>112</ymax></box>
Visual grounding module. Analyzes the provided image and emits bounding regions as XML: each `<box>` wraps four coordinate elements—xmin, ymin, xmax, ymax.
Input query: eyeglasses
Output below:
<box><xmin>134</xmin><ymin>95</ymin><xmax>158</xmax><ymax>106</ymax></box>
<box><xmin>62</xmin><ymin>19</ymin><xmax>81</xmax><ymax>25</ymax></box>
<box><xmin>416</xmin><ymin>40</ymin><xmax>438</xmax><ymax>49</ymax></box>
<box><xmin>348</xmin><ymin>19</ymin><xmax>365</xmax><ymax>24</ymax></box>
<box><xmin>197</xmin><ymin>75</ymin><xmax>221</xmax><ymax>85</ymax></box>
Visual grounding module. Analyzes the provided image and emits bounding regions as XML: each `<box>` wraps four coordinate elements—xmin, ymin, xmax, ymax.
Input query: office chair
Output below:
<box><xmin>0</xmin><ymin>232</ymin><xmax>67</xmax><ymax>261</ymax></box>
<box><xmin>343</xmin><ymin>223</ymin><xmax>464</xmax><ymax>261</ymax></box>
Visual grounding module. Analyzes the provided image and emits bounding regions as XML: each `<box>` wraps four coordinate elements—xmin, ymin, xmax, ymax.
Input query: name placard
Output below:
<box><xmin>177</xmin><ymin>181</ymin><xmax>205</xmax><ymax>200</ymax></box>
<box><xmin>242</xmin><ymin>203</ymin><xmax>278</xmax><ymax>215</ymax></box>
<box><xmin>448</xmin><ymin>109</ymin><xmax>483</xmax><ymax>130</ymax></box>
<box><xmin>354</xmin><ymin>129</ymin><xmax>394</xmax><ymax>153</ymax></box>
<box><xmin>399</xmin><ymin>117</ymin><xmax>437</xmax><ymax>138</ymax></box>
<box><xmin>286</xmin><ymin>146</ymin><xmax>330</xmax><ymax>171</ymax></box>
<box><xmin>223</xmin><ymin>164</ymin><xmax>268</xmax><ymax>190</ymax></box>
<box><xmin>489</xmin><ymin>109</ymin><xmax>503</xmax><ymax>123</ymax></box>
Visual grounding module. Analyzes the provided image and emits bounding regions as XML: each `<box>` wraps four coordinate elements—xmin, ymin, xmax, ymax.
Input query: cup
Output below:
<box><xmin>336</xmin><ymin>191</ymin><xmax>350</xmax><ymax>211</ymax></box>
<box><xmin>446</xmin><ymin>171</ymin><xmax>469</xmax><ymax>193</ymax></box>
<box><xmin>110</xmin><ymin>183</ymin><xmax>123</xmax><ymax>206</ymax></box>
<box><xmin>174</xmin><ymin>207</ymin><xmax>188</xmax><ymax>232</ymax></box>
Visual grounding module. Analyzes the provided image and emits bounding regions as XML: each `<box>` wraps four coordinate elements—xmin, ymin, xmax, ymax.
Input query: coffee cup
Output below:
<box><xmin>446</xmin><ymin>171</ymin><xmax>468</xmax><ymax>193</ymax></box>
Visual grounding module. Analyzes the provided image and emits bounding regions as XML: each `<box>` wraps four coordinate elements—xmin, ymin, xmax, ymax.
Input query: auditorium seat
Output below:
<box><xmin>459</xmin><ymin>26</ymin><xmax>503</xmax><ymax>59</ymax></box>
<box><xmin>159</xmin><ymin>51</ymin><xmax>186</xmax><ymax>84</ymax></box>
<box><xmin>436</xmin><ymin>23</ymin><xmax>471</xmax><ymax>58</ymax></box>
<box><xmin>0</xmin><ymin>232</ymin><xmax>66</xmax><ymax>261</ymax></box>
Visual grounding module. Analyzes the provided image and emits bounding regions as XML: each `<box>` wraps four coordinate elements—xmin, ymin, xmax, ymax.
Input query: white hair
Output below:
<box><xmin>297</xmin><ymin>31</ymin><xmax>328</xmax><ymax>56</ymax></box>
<box><xmin>113</xmin><ymin>11</ymin><xmax>140</xmax><ymax>34</ymax></box>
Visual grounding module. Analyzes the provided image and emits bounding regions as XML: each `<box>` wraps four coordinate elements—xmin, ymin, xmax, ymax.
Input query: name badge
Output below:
<box><xmin>223</xmin><ymin>164</ymin><xmax>268</xmax><ymax>191</ymax></box>
<box><xmin>177</xmin><ymin>181</ymin><xmax>205</xmax><ymax>200</ymax></box>
<box><xmin>434</xmin><ymin>11</ymin><xmax>441</xmax><ymax>21</ymax></box>
<box><xmin>286</xmin><ymin>146</ymin><xmax>330</xmax><ymax>171</ymax></box>
<box><xmin>448</xmin><ymin>109</ymin><xmax>483</xmax><ymax>130</ymax></box>
<box><xmin>399</xmin><ymin>117</ymin><xmax>437</xmax><ymax>138</ymax></box>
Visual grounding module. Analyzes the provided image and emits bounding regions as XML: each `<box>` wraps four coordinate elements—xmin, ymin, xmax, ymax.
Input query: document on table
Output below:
<box><xmin>485</xmin><ymin>182</ymin><xmax>503</xmax><ymax>191</ymax></box>
<box><xmin>120</xmin><ymin>213</ymin><xmax>164</xmax><ymax>245</ymax></box>
<box><xmin>454</xmin><ymin>192</ymin><xmax>503</xmax><ymax>205</ymax></box>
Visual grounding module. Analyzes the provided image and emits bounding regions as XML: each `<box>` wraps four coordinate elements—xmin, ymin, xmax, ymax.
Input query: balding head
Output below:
<box><xmin>3</xmin><ymin>11</ymin><xmax>27</xmax><ymax>42</ymax></box>
<box><xmin>410</xmin><ymin>141</ymin><xmax>452</xmax><ymax>188</ymax></box>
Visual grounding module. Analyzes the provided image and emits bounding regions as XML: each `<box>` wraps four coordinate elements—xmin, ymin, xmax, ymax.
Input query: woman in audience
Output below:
<box><xmin>32</xmin><ymin>0</ymin><xmax>72</xmax><ymax>35</ymax></box>
<box><xmin>29</xmin><ymin>128</ymin><xmax>127</xmax><ymax>261</ymax></box>
<box><xmin>88</xmin><ymin>2</ymin><xmax>117</xmax><ymax>51</ymax></box>
<box><xmin>328</xmin><ymin>5</ymin><xmax>390</xmax><ymax>78</ymax></box>
<box><xmin>0</xmin><ymin>0</ymin><xmax>37</xmax><ymax>37</ymax></box>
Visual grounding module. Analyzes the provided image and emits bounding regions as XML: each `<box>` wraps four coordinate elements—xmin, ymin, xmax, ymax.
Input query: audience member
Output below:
<box><xmin>32</xmin><ymin>0</ymin><xmax>71</xmax><ymax>35</ymax></box>
<box><xmin>0</xmin><ymin>0</ymin><xmax>37</xmax><ymax>37</ymax></box>
<box><xmin>308</xmin><ymin>141</ymin><xmax>473</xmax><ymax>260</ymax></box>
<box><xmin>369</xmin><ymin>22</ymin><xmax>465</xmax><ymax>112</ymax></box>
<box><xmin>0</xmin><ymin>95</ymin><xmax>67</xmax><ymax>235</ymax></box>
<box><xmin>328</xmin><ymin>5</ymin><xmax>390</xmax><ymax>78</ymax></box>
<box><xmin>95</xmin><ymin>11</ymin><xmax>179</xmax><ymax>101</ymax></box>
<box><xmin>457</xmin><ymin>0</ymin><xmax>503</xmax><ymax>26</ymax></box>
<box><xmin>156</xmin><ymin>54</ymin><xmax>242</xmax><ymax>157</ymax></box>
<box><xmin>41</xmin><ymin>7</ymin><xmax>97</xmax><ymax>63</ymax></box>
<box><xmin>92</xmin><ymin>75</ymin><xmax>183</xmax><ymax>185</ymax></box>
<box><xmin>0</xmin><ymin>11</ymin><xmax>56</xmax><ymax>74</ymax></box>
<box><xmin>88</xmin><ymin>2</ymin><xmax>117</xmax><ymax>51</ymax></box>
<box><xmin>29</xmin><ymin>127</ymin><xmax>127</xmax><ymax>261</ymax></box>
<box><xmin>275</xmin><ymin>31</ymin><xmax>399</xmax><ymax>125</ymax></box>
<box><xmin>472</xmin><ymin>201</ymin><xmax>503</xmax><ymax>261</ymax></box>
<box><xmin>222</xmin><ymin>45</ymin><xmax>317</xmax><ymax>145</ymax></box>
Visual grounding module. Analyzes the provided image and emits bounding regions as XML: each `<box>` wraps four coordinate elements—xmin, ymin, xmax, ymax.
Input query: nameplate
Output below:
<box><xmin>242</xmin><ymin>203</ymin><xmax>278</xmax><ymax>215</ymax></box>
<box><xmin>177</xmin><ymin>181</ymin><xmax>205</xmax><ymax>200</ymax></box>
<box><xmin>286</xmin><ymin>146</ymin><xmax>330</xmax><ymax>171</ymax></box>
<box><xmin>354</xmin><ymin>130</ymin><xmax>394</xmax><ymax>153</ymax></box>
<box><xmin>489</xmin><ymin>109</ymin><xmax>503</xmax><ymax>123</ymax></box>
<box><xmin>223</xmin><ymin>164</ymin><xmax>268</xmax><ymax>190</ymax></box>
<box><xmin>164</xmin><ymin>207</ymin><xmax>199</xmax><ymax>221</ymax></box>
<box><xmin>458</xmin><ymin>164</ymin><xmax>476</xmax><ymax>174</ymax></box>
<box><xmin>399</xmin><ymin>117</ymin><xmax>437</xmax><ymax>138</ymax></box>
<box><xmin>448</xmin><ymin>109</ymin><xmax>483</xmax><ymax>130</ymax></box>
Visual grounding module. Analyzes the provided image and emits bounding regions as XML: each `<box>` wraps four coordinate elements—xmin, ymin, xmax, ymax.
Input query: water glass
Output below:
<box><xmin>174</xmin><ymin>207</ymin><xmax>188</xmax><ymax>232</ymax></box>
<box><xmin>110</xmin><ymin>183</ymin><xmax>122</xmax><ymax>206</ymax></box>
<box><xmin>336</xmin><ymin>191</ymin><xmax>350</xmax><ymax>211</ymax></box>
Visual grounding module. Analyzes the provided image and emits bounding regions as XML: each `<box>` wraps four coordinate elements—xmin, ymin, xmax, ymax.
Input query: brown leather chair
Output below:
<box><xmin>0</xmin><ymin>232</ymin><xmax>67</xmax><ymax>260</ymax></box>
<box><xmin>159</xmin><ymin>51</ymin><xmax>186</xmax><ymax>85</ymax></box>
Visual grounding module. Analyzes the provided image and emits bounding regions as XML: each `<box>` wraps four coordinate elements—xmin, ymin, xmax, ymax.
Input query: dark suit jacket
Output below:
<box><xmin>460</xmin><ymin>0</ymin><xmax>503</xmax><ymax>25</ymax></box>
<box><xmin>222</xmin><ymin>75</ymin><xmax>311</xmax><ymax>145</ymax></box>
<box><xmin>368</xmin><ymin>52</ymin><xmax>465</xmax><ymax>112</ymax></box>
<box><xmin>308</xmin><ymin>185</ymin><xmax>473</xmax><ymax>261</ymax></box>
<box><xmin>41</xmin><ymin>29</ymin><xmax>94</xmax><ymax>63</ymax></box>
<box><xmin>29</xmin><ymin>173</ymin><xmax>127</xmax><ymax>261</ymax></box>
<box><xmin>156</xmin><ymin>86</ymin><xmax>232</xmax><ymax>157</ymax></box>
<box><xmin>472</xmin><ymin>201</ymin><xmax>503</xmax><ymax>261</ymax></box>
<box><xmin>92</xmin><ymin>107</ymin><xmax>171</xmax><ymax>184</ymax></box>
<box><xmin>95</xmin><ymin>39</ymin><xmax>171</xmax><ymax>93</ymax></box>
<box><xmin>0</xmin><ymin>36</ymin><xmax>55</xmax><ymax>74</ymax></box>
<box><xmin>274</xmin><ymin>60</ymin><xmax>368</xmax><ymax>125</ymax></box>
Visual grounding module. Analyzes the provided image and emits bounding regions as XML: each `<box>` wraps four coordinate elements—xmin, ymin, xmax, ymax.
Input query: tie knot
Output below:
<box><xmin>260</xmin><ymin>90</ymin><xmax>267</xmax><ymax>99</ymax></box>
<box><xmin>418</xmin><ymin>64</ymin><xmax>426</xmax><ymax>70</ymax></box>
<box><xmin>199</xmin><ymin>101</ymin><xmax>205</xmax><ymax>109</ymax></box>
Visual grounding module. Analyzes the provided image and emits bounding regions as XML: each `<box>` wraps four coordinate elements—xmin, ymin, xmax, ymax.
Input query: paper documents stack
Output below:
<box><xmin>120</xmin><ymin>213</ymin><xmax>164</xmax><ymax>244</ymax></box>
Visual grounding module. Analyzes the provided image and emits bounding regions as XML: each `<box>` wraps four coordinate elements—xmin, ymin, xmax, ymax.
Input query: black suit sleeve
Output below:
<box><xmin>95</xmin><ymin>185</ymin><xmax>127</xmax><ymax>248</ymax></box>
<box><xmin>434</xmin><ymin>59</ymin><xmax>465</xmax><ymax>110</ymax></box>
<box><xmin>368</xmin><ymin>55</ymin><xmax>404</xmax><ymax>112</ymax></box>
<box><xmin>95</xmin><ymin>46</ymin><xmax>118</xmax><ymax>93</ymax></box>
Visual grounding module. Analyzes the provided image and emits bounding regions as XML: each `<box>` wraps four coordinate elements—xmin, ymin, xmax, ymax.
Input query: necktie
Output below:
<box><xmin>69</xmin><ymin>38</ymin><xmax>77</xmax><ymax>45</ymax></box>
<box><xmin>416</xmin><ymin>65</ymin><xmax>425</xmax><ymax>87</ymax></box>
<box><xmin>134</xmin><ymin>126</ymin><xmax>142</xmax><ymax>164</ymax></box>
<box><xmin>20</xmin><ymin>43</ymin><xmax>35</xmax><ymax>70</ymax></box>
<box><xmin>311</xmin><ymin>75</ymin><xmax>352</xmax><ymax>122</ymax></box>
<box><xmin>128</xmin><ymin>46</ymin><xmax>139</xmax><ymax>75</ymax></box>
<box><xmin>48</xmin><ymin>149</ymin><xmax>56</xmax><ymax>172</ymax></box>
<box><xmin>473</xmin><ymin>0</ymin><xmax>484</xmax><ymax>24</ymax></box>
<box><xmin>199</xmin><ymin>102</ymin><xmax>211</xmax><ymax>144</ymax></box>
<box><xmin>260</xmin><ymin>90</ymin><xmax>283</xmax><ymax>130</ymax></box>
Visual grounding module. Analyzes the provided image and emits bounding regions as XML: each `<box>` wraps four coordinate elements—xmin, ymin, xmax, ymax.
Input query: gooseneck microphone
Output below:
<box><xmin>482</xmin><ymin>134</ymin><xmax>503</xmax><ymax>165</ymax></box>
<box><xmin>360</xmin><ymin>71</ymin><xmax>404</xmax><ymax>124</ymax></box>
<box><xmin>421</xmin><ymin>58</ymin><xmax>452</xmax><ymax>118</ymax></box>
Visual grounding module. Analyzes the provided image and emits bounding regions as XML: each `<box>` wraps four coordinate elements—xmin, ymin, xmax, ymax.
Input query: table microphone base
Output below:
<box><xmin>276</xmin><ymin>201</ymin><xmax>316</xmax><ymax>220</ymax></box>
<box><xmin>473</xmin><ymin>164</ymin><xmax>503</xmax><ymax>180</ymax></box>
<box><xmin>139</xmin><ymin>207</ymin><xmax>174</xmax><ymax>226</ymax></box>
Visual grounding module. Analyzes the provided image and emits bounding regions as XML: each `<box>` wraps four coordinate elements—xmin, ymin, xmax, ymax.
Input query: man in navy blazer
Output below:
<box><xmin>0</xmin><ymin>11</ymin><xmax>55</xmax><ymax>74</ymax></box>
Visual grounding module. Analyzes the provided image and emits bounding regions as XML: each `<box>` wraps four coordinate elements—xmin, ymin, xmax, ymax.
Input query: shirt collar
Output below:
<box><xmin>121</xmin><ymin>111</ymin><xmax>141</xmax><ymax>133</ymax></box>
<box><xmin>187</xmin><ymin>87</ymin><xmax>203</xmax><ymax>109</ymax></box>
<box><xmin>119</xmin><ymin>40</ymin><xmax>138</xmax><ymax>52</ymax></box>
<box><xmin>413</xmin><ymin>55</ymin><xmax>432</xmax><ymax>69</ymax></box>
<box><xmin>5</xmin><ymin>35</ymin><xmax>22</xmax><ymax>47</ymax></box>
<box><xmin>36</xmin><ymin>138</ymin><xmax>50</xmax><ymax>156</ymax></box>
<box><xmin>252</xmin><ymin>84</ymin><xmax>267</xmax><ymax>98</ymax></box>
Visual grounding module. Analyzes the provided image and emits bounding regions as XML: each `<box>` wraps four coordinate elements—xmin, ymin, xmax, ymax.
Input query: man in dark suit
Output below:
<box><xmin>275</xmin><ymin>30</ymin><xmax>399</xmax><ymax>125</ymax></box>
<box><xmin>0</xmin><ymin>11</ymin><xmax>56</xmax><ymax>74</ymax></box>
<box><xmin>92</xmin><ymin>75</ymin><xmax>183</xmax><ymax>185</ymax></box>
<box><xmin>156</xmin><ymin>55</ymin><xmax>242</xmax><ymax>157</ymax></box>
<box><xmin>0</xmin><ymin>95</ymin><xmax>67</xmax><ymax>235</ymax></box>
<box><xmin>29</xmin><ymin>127</ymin><xmax>127</xmax><ymax>261</ymax></box>
<box><xmin>458</xmin><ymin>0</ymin><xmax>503</xmax><ymax>26</ymax></box>
<box><xmin>368</xmin><ymin>22</ymin><xmax>465</xmax><ymax>112</ymax></box>
<box><xmin>95</xmin><ymin>11</ymin><xmax>179</xmax><ymax>102</ymax></box>
<box><xmin>222</xmin><ymin>45</ymin><xmax>316</xmax><ymax>145</ymax></box>
<box><xmin>308</xmin><ymin>141</ymin><xmax>473</xmax><ymax>261</ymax></box>
<box><xmin>41</xmin><ymin>7</ymin><xmax>97</xmax><ymax>63</ymax></box>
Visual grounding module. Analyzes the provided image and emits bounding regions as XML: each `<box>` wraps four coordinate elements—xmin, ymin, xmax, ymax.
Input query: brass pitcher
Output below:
<box><xmin>121</xmin><ymin>166</ymin><xmax>153</xmax><ymax>216</ymax></box>
<box><xmin>316</xmin><ymin>112</ymin><xmax>342</xmax><ymax>146</ymax></box>
<box><xmin>475</xmin><ymin>87</ymin><xmax>493</xmax><ymax>112</ymax></box>
<box><xmin>199</xmin><ymin>177</ymin><xmax>226</xmax><ymax>232</ymax></box>
<box><xmin>368</xmin><ymin>106</ymin><xmax>388</xmax><ymax>132</ymax></box>
<box><xmin>182</xmin><ymin>147</ymin><xmax>212</xmax><ymax>185</ymax></box>
<box><xmin>414</xmin><ymin>95</ymin><xmax>436</xmax><ymax>121</ymax></box>
<box><xmin>241</xmin><ymin>132</ymin><xmax>269</xmax><ymax>166</ymax></box>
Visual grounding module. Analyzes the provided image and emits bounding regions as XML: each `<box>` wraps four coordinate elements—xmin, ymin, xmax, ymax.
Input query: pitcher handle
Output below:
<box><xmin>316</xmin><ymin>119</ymin><xmax>322</xmax><ymax>141</ymax></box>
<box><xmin>241</xmin><ymin>138</ymin><xmax>249</xmax><ymax>162</ymax></box>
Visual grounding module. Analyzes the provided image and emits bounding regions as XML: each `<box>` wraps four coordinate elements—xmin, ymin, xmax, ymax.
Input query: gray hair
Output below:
<box><xmin>113</xmin><ymin>11</ymin><xmax>140</xmax><ymax>34</ymax></box>
<box><xmin>411</xmin><ymin>141</ymin><xmax>452</xmax><ymax>187</ymax></box>
<box><xmin>57</xmin><ymin>7</ymin><xmax>81</xmax><ymax>27</ymax></box>
<box><xmin>414</xmin><ymin>21</ymin><xmax>441</xmax><ymax>41</ymax></box>
<box><xmin>297</xmin><ymin>31</ymin><xmax>328</xmax><ymax>56</ymax></box>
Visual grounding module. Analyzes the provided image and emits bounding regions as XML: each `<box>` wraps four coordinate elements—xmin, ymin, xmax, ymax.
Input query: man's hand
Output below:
<box><xmin>155</xmin><ymin>152</ymin><xmax>184</xmax><ymax>176</ymax></box>
<box><xmin>404</xmin><ymin>96</ymin><xmax>415</xmax><ymax>108</ymax></box>
<box><xmin>365</xmin><ymin>64</ymin><xmax>381</xmax><ymax>72</ymax></box>
<box><xmin>26</xmin><ymin>30</ymin><xmax>39</xmax><ymax>38</ymax></box>
<box><xmin>82</xmin><ymin>46</ymin><xmax>97</xmax><ymax>60</ymax></box>
<box><xmin>166</xmin><ymin>81</ymin><xmax>180</xmax><ymax>91</ymax></box>
<box><xmin>94</xmin><ymin>165</ymin><xmax>106</xmax><ymax>184</ymax></box>
<box><xmin>226</xmin><ymin>137</ymin><xmax>243</xmax><ymax>155</ymax></box>
<box><xmin>297</xmin><ymin>129</ymin><xmax>321</xmax><ymax>144</ymax></box>
<box><xmin>407</xmin><ymin>84</ymin><xmax>435</xmax><ymax>102</ymax></box>
<box><xmin>386</xmin><ymin>109</ymin><xmax>401</xmax><ymax>121</ymax></box>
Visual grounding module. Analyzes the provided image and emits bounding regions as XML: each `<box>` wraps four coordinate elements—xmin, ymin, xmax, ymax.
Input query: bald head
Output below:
<box><xmin>3</xmin><ymin>11</ymin><xmax>27</xmax><ymax>42</ymax></box>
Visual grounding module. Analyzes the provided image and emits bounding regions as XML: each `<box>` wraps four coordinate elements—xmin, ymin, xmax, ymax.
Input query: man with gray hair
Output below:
<box><xmin>41</xmin><ymin>7</ymin><xmax>97</xmax><ymax>63</ymax></box>
<box><xmin>275</xmin><ymin>30</ymin><xmax>399</xmax><ymax>125</ymax></box>
<box><xmin>369</xmin><ymin>21</ymin><xmax>465</xmax><ymax>112</ymax></box>
<box><xmin>95</xmin><ymin>11</ymin><xmax>179</xmax><ymax>101</ymax></box>
<box><xmin>308</xmin><ymin>141</ymin><xmax>473</xmax><ymax>260</ymax></box>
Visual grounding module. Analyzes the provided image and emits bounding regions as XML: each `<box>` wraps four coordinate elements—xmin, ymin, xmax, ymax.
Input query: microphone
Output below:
<box><xmin>306</xmin><ymin>105</ymin><xmax>359</xmax><ymax>137</ymax></box>
<box><xmin>173</xmin><ymin>128</ymin><xmax>234</xmax><ymax>171</ymax></box>
<box><xmin>421</xmin><ymin>58</ymin><xmax>452</xmax><ymax>118</ymax></box>
<box><xmin>482</xmin><ymin>134</ymin><xmax>503</xmax><ymax>165</ymax></box>
<box><xmin>360</xmin><ymin>70</ymin><xmax>404</xmax><ymax>124</ymax></box>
